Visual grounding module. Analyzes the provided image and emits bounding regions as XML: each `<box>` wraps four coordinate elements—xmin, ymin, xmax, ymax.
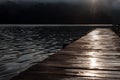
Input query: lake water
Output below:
<box><xmin>0</xmin><ymin>26</ymin><xmax>93</xmax><ymax>80</ymax></box>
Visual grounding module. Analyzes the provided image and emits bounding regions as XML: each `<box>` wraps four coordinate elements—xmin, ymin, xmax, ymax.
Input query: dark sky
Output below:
<box><xmin>0</xmin><ymin>0</ymin><xmax>119</xmax><ymax>24</ymax></box>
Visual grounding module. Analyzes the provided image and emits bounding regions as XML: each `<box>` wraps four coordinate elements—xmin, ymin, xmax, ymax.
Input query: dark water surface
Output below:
<box><xmin>0</xmin><ymin>26</ymin><xmax>93</xmax><ymax>80</ymax></box>
<box><xmin>10</xmin><ymin>28</ymin><xmax>120</xmax><ymax>80</ymax></box>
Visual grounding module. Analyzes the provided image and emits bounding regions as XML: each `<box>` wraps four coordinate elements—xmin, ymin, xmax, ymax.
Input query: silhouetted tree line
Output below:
<box><xmin>0</xmin><ymin>1</ymin><xmax>112</xmax><ymax>24</ymax></box>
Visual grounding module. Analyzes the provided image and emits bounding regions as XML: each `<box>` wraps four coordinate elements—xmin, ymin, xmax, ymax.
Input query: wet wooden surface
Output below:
<box><xmin>11</xmin><ymin>28</ymin><xmax>120</xmax><ymax>80</ymax></box>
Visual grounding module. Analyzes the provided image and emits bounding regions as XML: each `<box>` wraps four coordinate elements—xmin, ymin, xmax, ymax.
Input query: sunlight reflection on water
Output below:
<box><xmin>71</xmin><ymin>29</ymin><xmax>120</xmax><ymax>79</ymax></box>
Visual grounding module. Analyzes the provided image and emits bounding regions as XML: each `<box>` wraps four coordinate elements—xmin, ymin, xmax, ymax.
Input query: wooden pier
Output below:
<box><xmin>11</xmin><ymin>28</ymin><xmax>120</xmax><ymax>80</ymax></box>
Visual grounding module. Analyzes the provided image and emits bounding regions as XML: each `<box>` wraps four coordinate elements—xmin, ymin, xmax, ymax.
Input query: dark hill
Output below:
<box><xmin>0</xmin><ymin>1</ymin><xmax>112</xmax><ymax>24</ymax></box>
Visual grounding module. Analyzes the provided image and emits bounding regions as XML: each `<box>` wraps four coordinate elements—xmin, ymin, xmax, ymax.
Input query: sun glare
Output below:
<box><xmin>89</xmin><ymin>0</ymin><xmax>100</xmax><ymax>15</ymax></box>
<box><xmin>91</xmin><ymin>0</ymin><xmax>97</xmax><ymax>3</ymax></box>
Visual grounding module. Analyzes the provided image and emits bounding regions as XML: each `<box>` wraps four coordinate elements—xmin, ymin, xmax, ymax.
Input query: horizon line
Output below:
<box><xmin>0</xmin><ymin>24</ymin><xmax>113</xmax><ymax>27</ymax></box>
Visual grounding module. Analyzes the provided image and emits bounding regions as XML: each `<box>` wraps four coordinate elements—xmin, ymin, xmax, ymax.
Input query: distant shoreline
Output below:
<box><xmin>0</xmin><ymin>24</ymin><xmax>113</xmax><ymax>27</ymax></box>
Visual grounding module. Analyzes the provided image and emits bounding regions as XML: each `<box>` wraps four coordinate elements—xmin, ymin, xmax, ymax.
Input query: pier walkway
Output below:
<box><xmin>11</xmin><ymin>28</ymin><xmax>120</xmax><ymax>80</ymax></box>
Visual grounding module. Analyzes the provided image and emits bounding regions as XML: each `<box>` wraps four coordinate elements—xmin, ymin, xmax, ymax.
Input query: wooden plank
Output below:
<box><xmin>11</xmin><ymin>28</ymin><xmax>120</xmax><ymax>80</ymax></box>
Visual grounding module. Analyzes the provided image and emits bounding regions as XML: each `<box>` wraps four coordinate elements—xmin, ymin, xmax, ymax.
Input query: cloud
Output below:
<box><xmin>112</xmin><ymin>0</ymin><xmax>120</xmax><ymax>10</ymax></box>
